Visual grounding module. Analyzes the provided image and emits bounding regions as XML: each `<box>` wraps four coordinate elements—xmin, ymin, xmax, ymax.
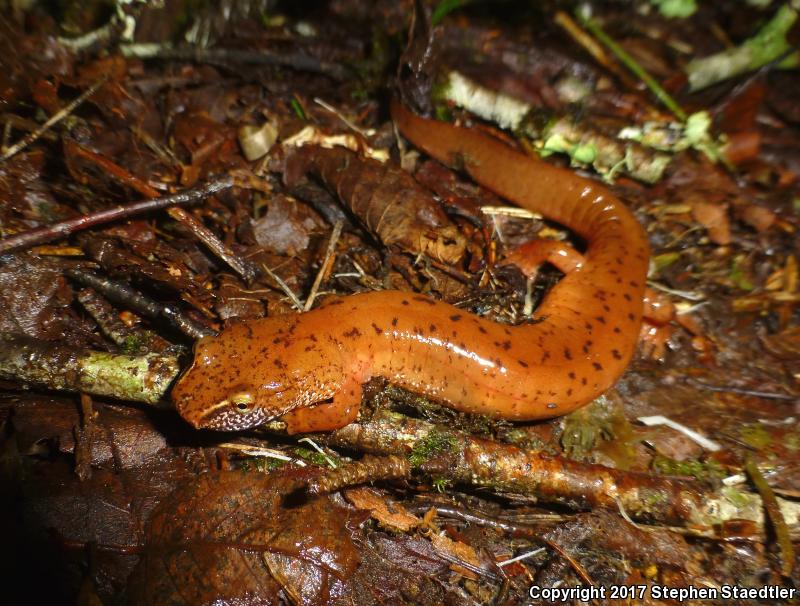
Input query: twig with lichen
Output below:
<box><xmin>322</xmin><ymin>409</ymin><xmax>703</xmax><ymax>525</ymax></box>
<box><xmin>315</xmin><ymin>408</ymin><xmax>800</xmax><ymax>531</ymax></box>
<box><xmin>0</xmin><ymin>334</ymin><xmax>180</xmax><ymax>405</ymax></box>
<box><xmin>686</xmin><ymin>1</ymin><xmax>800</xmax><ymax>91</ymax></box>
<box><xmin>437</xmin><ymin>71</ymin><xmax>672</xmax><ymax>183</ymax></box>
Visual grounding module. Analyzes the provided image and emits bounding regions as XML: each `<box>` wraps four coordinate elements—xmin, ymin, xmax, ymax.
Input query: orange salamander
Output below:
<box><xmin>171</xmin><ymin>101</ymin><xmax>650</xmax><ymax>433</ymax></box>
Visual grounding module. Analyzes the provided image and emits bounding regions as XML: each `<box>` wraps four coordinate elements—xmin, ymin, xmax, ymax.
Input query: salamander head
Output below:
<box><xmin>172</xmin><ymin>321</ymin><xmax>306</xmax><ymax>431</ymax></box>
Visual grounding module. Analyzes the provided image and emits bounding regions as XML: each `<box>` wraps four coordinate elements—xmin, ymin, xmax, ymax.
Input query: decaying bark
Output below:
<box><xmin>284</xmin><ymin>144</ymin><xmax>467</xmax><ymax>265</ymax></box>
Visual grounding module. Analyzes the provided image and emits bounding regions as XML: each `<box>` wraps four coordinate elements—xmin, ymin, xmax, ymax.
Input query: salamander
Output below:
<box><xmin>172</xmin><ymin>101</ymin><xmax>650</xmax><ymax>433</ymax></box>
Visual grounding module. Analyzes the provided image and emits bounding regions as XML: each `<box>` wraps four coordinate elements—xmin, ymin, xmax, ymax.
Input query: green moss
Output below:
<box><xmin>432</xmin><ymin>477</ymin><xmax>452</xmax><ymax>492</ymax></box>
<box><xmin>409</xmin><ymin>431</ymin><xmax>458</xmax><ymax>467</ymax></box>
<box><xmin>292</xmin><ymin>446</ymin><xmax>333</xmax><ymax>467</ymax></box>
<box><xmin>560</xmin><ymin>397</ymin><xmax>615</xmax><ymax>457</ymax></box>
<box><xmin>730</xmin><ymin>256</ymin><xmax>755</xmax><ymax>292</ymax></box>
<box><xmin>652</xmin><ymin>454</ymin><xmax>727</xmax><ymax>482</ymax></box>
<box><xmin>784</xmin><ymin>432</ymin><xmax>800</xmax><ymax>452</ymax></box>
<box><xmin>739</xmin><ymin>423</ymin><xmax>772</xmax><ymax>450</ymax></box>
<box><xmin>650</xmin><ymin>0</ymin><xmax>698</xmax><ymax>18</ymax></box>
<box><xmin>721</xmin><ymin>485</ymin><xmax>750</xmax><ymax>508</ymax></box>
<box><xmin>652</xmin><ymin>252</ymin><xmax>682</xmax><ymax>273</ymax></box>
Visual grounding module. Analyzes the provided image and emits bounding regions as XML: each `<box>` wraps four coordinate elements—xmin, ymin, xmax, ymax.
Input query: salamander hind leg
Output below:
<box><xmin>280</xmin><ymin>375</ymin><xmax>363</xmax><ymax>434</ymax></box>
<box><xmin>501</xmin><ymin>239</ymin><xmax>585</xmax><ymax>279</ymax></box>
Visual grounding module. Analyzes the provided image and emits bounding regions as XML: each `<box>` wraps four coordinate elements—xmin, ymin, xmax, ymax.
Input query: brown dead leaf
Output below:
<box><xmin>735</xmin><ymin>202</ymin><xmax>775</xmax><ymax>233</ymax></box>
<box><xmin>284</xmin><ymin>145</ymin><xmax>466</xmax><ymax>265</ymax></box>
<box><xmin>129</xmin><ymin>469</ymin><xmax>363</xmax><ymax>605</ymax></box>
<box><xmin>0</xmin><ymin>256</ymin><xmax>86</xmax><ymax>341</ymax></box>
<box><xmin>429</xmin><ymin>531</ymin><xmax>483</xmax><ymax>580</ymax></box>
<box><xmin>760</xmin><ymin>326</ymin><xmax>800</xmax><ymax>361</ymax></box>
<box><xmin>690</xmin><ymin>198</ymin><xmax>731</xmax><ymax>245</ymax></box>
<box><xmin>248</xmin><ymin>194</ymin><xmax>325</xmax><ymax>256</ymax></box>
<box><xmin>344</xmin><ymin>486</ymin><xmax>422</xmax><ymax>532</ymax></box>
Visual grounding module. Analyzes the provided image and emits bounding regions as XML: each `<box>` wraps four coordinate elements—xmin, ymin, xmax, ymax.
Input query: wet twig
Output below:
<box><xmin>66</xmin><ymin>268</ymin><xmax>214</xmax><ymax>340</ymax></box>
<box><xmin>0</xmin><ymin>334</ymin><xmax>180</xmax><ymax>405</ymax></box>
<box><xmin>76</xmin><ymin>287</ymin><xmax>172</xmax><ymax>353</ymax></box>
<box><xmin>316</xmin><ymin>409</ymin><xmax>800</xmax><ymax>529</ymax></box>
<box><xmin>321</xmin><ymin>409</ymin><xmax>704</xmax><ymax>525</ymax></box>
<box><xmin>0</xmin><ymin>77</ymin><xmax>108</xmax><ymax>162</ymax></box>
<box><xmin>0</xmin><ymin>177</ymin><xmax>235</xmax><ymax>255</ymax></box>
<box><xmin>167</xmin><ymin>206</ymin><xmax>259</xmax><ymax>283</ymax></box>
<box><xmin>304</xmin><ymin>220</ymin><xmax>343</xmax><ymax>311</ymax></box>
<box><xmin>120</xmin><ymin>44</ymin><xmax>350</xmax><ymax>81</ymax></box>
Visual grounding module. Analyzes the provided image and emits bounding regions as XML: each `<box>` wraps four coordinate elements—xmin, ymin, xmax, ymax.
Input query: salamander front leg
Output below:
<box><xmin>280</xmin><ymin>375</ymin><xmax>364</xmax><ymax>434</ymax></box>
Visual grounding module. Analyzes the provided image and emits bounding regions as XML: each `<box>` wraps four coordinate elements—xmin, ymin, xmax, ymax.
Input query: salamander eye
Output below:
<box><xmin>229</xmin><ymin>392</ymin><xmax>255</xmax><ymax>413</ymax></box>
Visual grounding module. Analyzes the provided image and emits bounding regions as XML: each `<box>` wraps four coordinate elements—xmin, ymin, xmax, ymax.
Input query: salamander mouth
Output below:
<box><xmin>196</xmin><ymin>405</ymin><xmax>269</xmax><ymax>431</ymax></box>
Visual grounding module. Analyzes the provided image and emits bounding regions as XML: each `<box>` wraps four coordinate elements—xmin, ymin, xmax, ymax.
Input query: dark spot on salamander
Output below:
<box><xmin>583</xmin><ymin>340</ymin><xmax>593</xmax><ymax>354</ymax></box>
<box><xmin>429</xmin><ymin>323</ymin><xmax>437</xmax><ymax>332</ymax></box>
<box><xmin>623</xmin><ymin>293</ymin><xmax>632</xmax><ymax>301</ymax></box>
<box><xmin>478</xmin><ymin>325</ymin><xmax>488</xmax><ymax>334</ymax></box>
<box><xmin>566</xmin><ymin>388</ymin><xmax>573</xmax><ymax>396</ymax></box>
<box><xmin>540</xmin><ymin>350</ymin><xmax>551</xmax><ymax>363</ymax></box>
<box><xmin>343</xmin><ymin>327</ymin><xmax>361</xmax><ymax>338</ymax></box>
<box><xmin>581</xmin><ymin>377</ymin><xmax>588</xmax><ymax>386</ymax></box>
<box><xmin>568</xmin><ymin>371</ymin><xmax>576</xmax><ymax>380</ymax></box>
<box><xmin>612</xmin><ymin>349</ymin><xmax>622</xmax><ymax>360</ymax></box>
<box><xmin>614</xmin><ymin>326</ymin><xmax>622</xmax><ymax>334</ymax></box>
<box><xmin>391</xmin><ymin>317</ymin><xmax>398</xmax><ymax>327</ymax></box>
<box><xmin>371</xmin><ymin>323</ymin><xmax>383</xmax><ymax>335</ymax></box>
<box><xmin>592</xmin><ymin>362</ymin><xmax>603</xmax><ymax>371</ymax></box>
<box><xmin>603</xmin><ymin>304</ymin><xmax>610</xmax><ymax>312</ymax></box>
<box><xmin>518</xmin><ymin>359</ymin><xmax>529</xmax><ymax>368</ymax></box>
<box><xmin>274</xmin><ymin>359</ymin><xmax>286</xmax><ymax>369</ymax></box>
<box><xmin>310</xmin><ymin>334</ymin><xmax>318</xmax><ymax>342</ymax></box>
<box><xmin>628</xmin><ymin>313</ymin><xmax>636</xmax><ymax>321</ymax></box>
<box><xmin>629</xmin><ymin>280</ymin><xmax>640</xmax><ymax>288</ymax></box>
<box><xmin>304</xmin><ymin>345</ymin><xmax>314</xmax><ymax>352</ymax></box>
<box><xmin>595</xmin><ymin>316</ymin><xmax>606</xmax><ymax>324</ymax></box>
<box><xmin>272</xmin><ymin>337</ymin><xmax>281</xmax><ymax>345</ymax></box>
<box><xmin>564</xmin><ymin>347</ymin><xmax>573</xmax><ymax>360</ymax></box>
<box><xmin>584</xmin><ymin>321</ymin><xmax>593</xmax><ymax>331</ymax></box>
<box><xmin>450</xmin><ymin>314</ymin><xmax>462</xmax><ymax>322</ymax></box>
<box><xmin>401</xmin><ymin>299</ymin><xmax>409</xmax><ymax>306</ymax></box>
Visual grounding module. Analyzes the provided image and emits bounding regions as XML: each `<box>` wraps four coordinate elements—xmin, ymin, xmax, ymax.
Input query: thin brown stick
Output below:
<box><xmin>304</xmin><ymin>220</ymin><xmax>343</xmax><ymax>311</ymax></box>
<box><xmin>0</xmin><ymin>177</ymin><xmax>234</xmax><ymax>255</ymax></box>
<box><xmin>66</xmin><ymin>268</ymin><xmax>214</xmax><ymax>340</ymax></box>
<box><xmin>0</xmin><ymin>76</ymin><xmax>108</xmax><ymax>162</ymax></box>
<box><xmin>167</xmin><ymin>206</ymin><xmax>258</xmax><ymax>283</ymax></box>
<box><xmin>64</xmin><ymin>140</ymin><xmax>161</xmax><ymax>198</ymax></box>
